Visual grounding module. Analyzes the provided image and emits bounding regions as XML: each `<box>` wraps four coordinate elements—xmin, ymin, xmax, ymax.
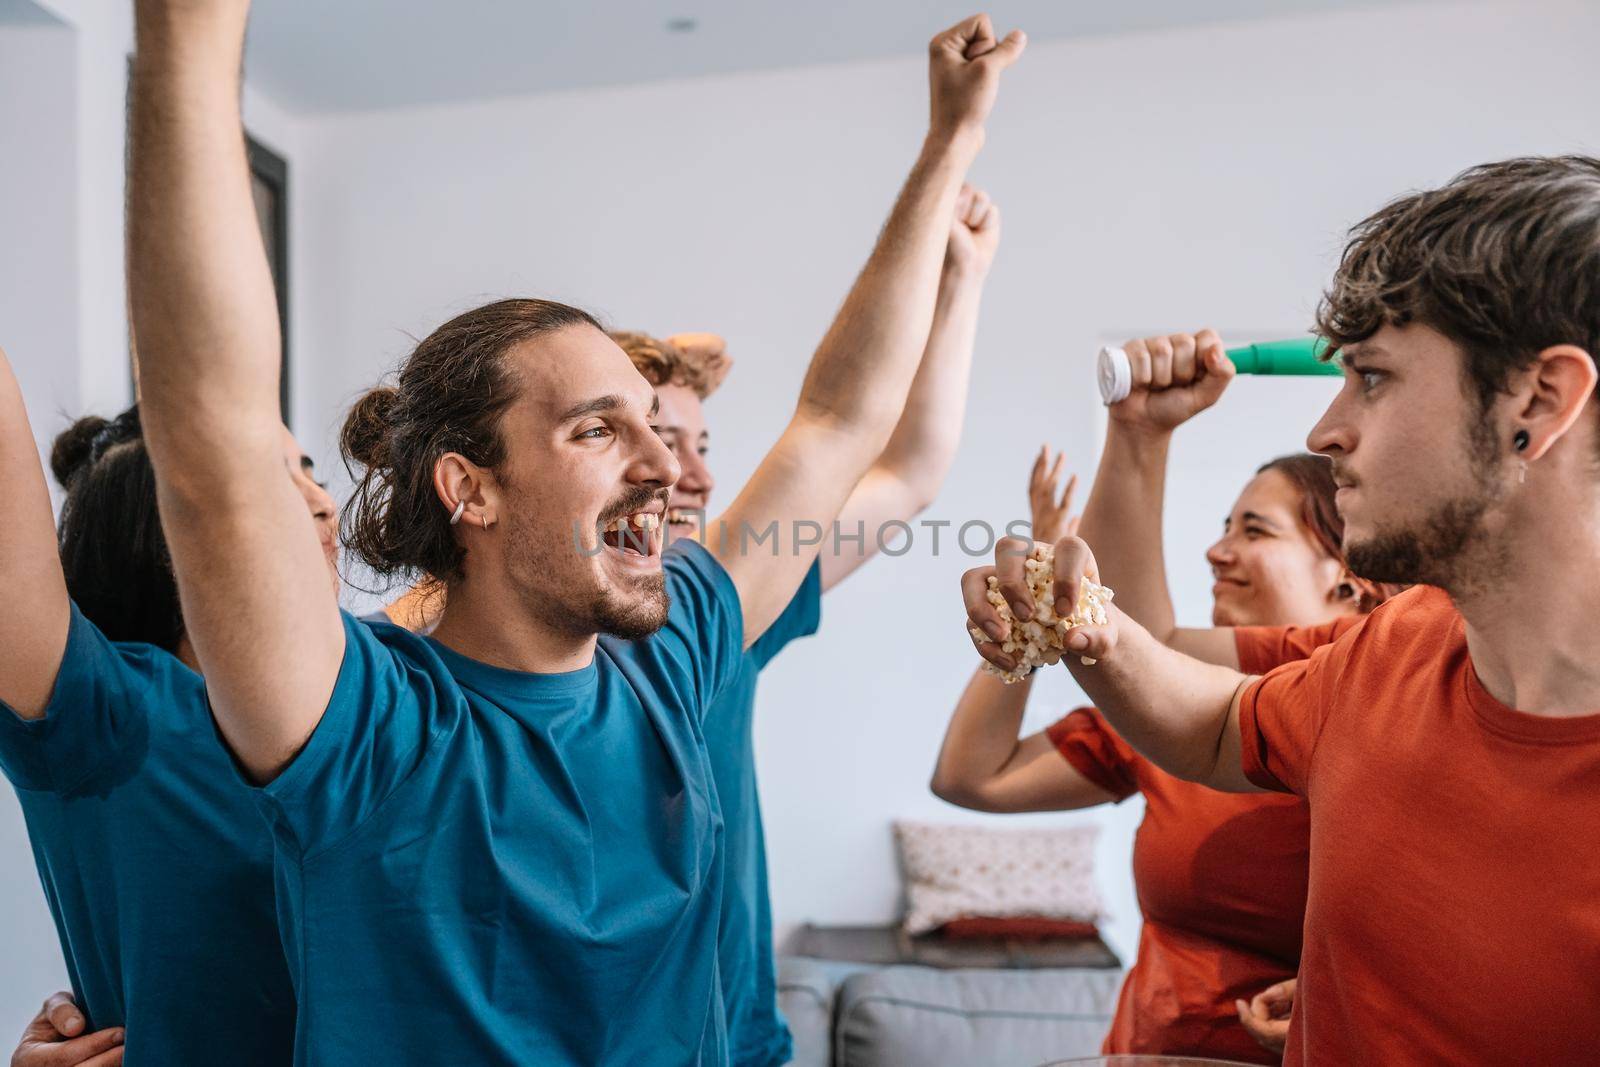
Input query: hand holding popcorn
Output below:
<box><xmin>962</xmin><ymin>537</ymin><xmax>1114</xmax><ymax>683</ymax></box>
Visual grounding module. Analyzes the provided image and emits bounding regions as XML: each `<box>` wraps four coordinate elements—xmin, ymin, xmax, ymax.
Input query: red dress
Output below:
<box><xmin>1045</xmin><ymin>618</ymin><xmax>1360</xmax><ymax>1063</ymax></box>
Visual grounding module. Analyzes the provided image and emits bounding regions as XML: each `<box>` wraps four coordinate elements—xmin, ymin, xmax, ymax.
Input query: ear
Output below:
<box><xmin>1514</xmin><ymin>344</ymin><xmax>1598</xmax><ymax>462</ymax></box>
<box><xmin>433</xmin><ymin>453</ymin><xmax>498</xmax><ymax>530</ymax></box>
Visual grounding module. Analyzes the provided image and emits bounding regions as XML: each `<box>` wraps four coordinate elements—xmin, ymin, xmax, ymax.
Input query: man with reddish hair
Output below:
<box><xmin>610</xmin><ymin>183</ymin><xmax>998</xmax><ymax>1065</ymax></box>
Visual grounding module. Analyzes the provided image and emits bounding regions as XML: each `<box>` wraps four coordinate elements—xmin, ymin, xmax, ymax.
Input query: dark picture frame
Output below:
<box><xmin>247</xmin><ymin>133</ymin><xmax>291</xmax><ymax>424</ymax></box>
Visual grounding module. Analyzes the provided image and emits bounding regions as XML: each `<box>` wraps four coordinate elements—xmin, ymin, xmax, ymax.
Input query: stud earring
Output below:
<box><xmin>1513</xmin><ymin>429</ymin><xmax>1530</xmax><ymax>452</ymax></box>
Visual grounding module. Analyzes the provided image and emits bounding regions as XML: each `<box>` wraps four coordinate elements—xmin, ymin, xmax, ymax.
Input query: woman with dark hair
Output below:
<box><xmin>0</xmin><ymin>344</ymin><xmax>340</xmax><ymax>1065</ymax></box>
<box><xmin>932</xmin><ymin>331</ymin><xmax>1394</xmax><ymax>1064</ymax></box>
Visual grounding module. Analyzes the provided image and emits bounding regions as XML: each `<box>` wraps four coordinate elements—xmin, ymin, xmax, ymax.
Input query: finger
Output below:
<box><xmin>1170</xmin><ymin>332</ymin><xmax>1198</xmax><ymax>385</ymax></box>
<box><xmin>978</xmin><ymin>27</ymin><xmax>1027</xmax><ymax>68</ymax></box>
<box><xmin>1123</xmin><ymin>338</ymin><xmax>1152</xmax><ymax>389</ymax></box>
<box><xmin>994</xmin><ymin>536</ymin><xmax>1033</xmax><ymax>621</ymax></box>
<box><xmin>976</xmin><ymin>200</ymin><xmax>1000</xmax><ymax>236</ymax></box>
<box><xmin>961</xmin><ymin>567</ymin><xmax>1008</xmax><ymax>643</ymax></box>
<box><xmin>1065</xmin><ymin>514</ymin><xmax>1081</xmax><ymax>538</ymax></box>
<box><xmin>959</xmin><ymin>13</ymin><xmax>997</xmax><ymax>59</ymax></box>
<box><xmin>1146</xmin><ymin>334</ymin><xmax>1174</xmax><ymax>389</ymax></box>
<box><xmin>45</xmin><ymin>991</ymin><xmax>85</xmax><ymax>1038</ymax></box>
<box><xmin>1063</xmin><ymin>622</ymin><xmax>1116</xmax><ymax>661</ymax></box>
<box><xmin>78</xmin><ymin>1043</ymin><xmax>128</xmax><ymax>1067</ymax></box>
<box><xmin>1194</xmin><ymin>328</ymin><xmax>1236</xmax><ymax>399</ymax></box>
<box><xmin>967</xmin><ymin>629</ymin><xmax>1017</xmax><ymax>672</ymax></box>
<box><xmin>1056</xmin><ymin>472</ymin><xmax>1078</xmax><ymax>513</ymax></box>
<box><xmin>1030</xmin><ymin>445</ymin><xmax>1048</xmax><ymax>490</ymax></box>
<box><xmin>43</xmin><ymin>1026</ymin><xmax>126</xmax><ymax>1064</ymax></box>
<box><xmin>966</xmin><ymin>189</ymin><xmax>991</xmax><ymax>228</ymax></box>
<box><xmin>1051</xmin><ymin>535</ymin><xmax>1099</xmax><ymax>618</ymax></box>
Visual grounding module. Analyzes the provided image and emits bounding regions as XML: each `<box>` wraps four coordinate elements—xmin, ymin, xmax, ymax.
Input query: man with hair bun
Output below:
<box><xmin>609</xmin><ymin>182</ymin><xmax>996</xmax><ymax>1067</ymax></box>
<box><xmin>126</xmin><ymin>0</ymin><xmax>1023</xmax><ymax>1062</ymax></box>
<box><xmin>962</xmin><ymin>155</ymin><xmax>1600</xmax><ymax>1064</ymax></box>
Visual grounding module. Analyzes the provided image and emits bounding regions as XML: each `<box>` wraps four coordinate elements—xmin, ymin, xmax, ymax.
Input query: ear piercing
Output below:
<box><xmin>449</xmin><ymin>501</ymin><xmax>466</xmax><ymax>526</ymax></box>
<box><xmin>1513</xmin><ymin>429</ymin><xmax>1530</xmax><ymax>452</ymax></box>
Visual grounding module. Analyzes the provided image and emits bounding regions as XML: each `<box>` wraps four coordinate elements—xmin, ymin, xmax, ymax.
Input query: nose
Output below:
<box><xmin>633</xmin><ymin>423</ymin><xmax>681</xmax><ymax>491</ymax></box>
<box><xmin>1307</xmin><ymin>388</ymin><xmax>1353</xmax><ymax>458</ymax></box>
<box><xmin>1205</xmin><ymin>534</ymin><xmax>1235</xmax><ymax>570</ymax></box>
<box><xmin>676</xmin><ymin>447</ymin><xmax>714</xmax><ymax>497</ymax></box>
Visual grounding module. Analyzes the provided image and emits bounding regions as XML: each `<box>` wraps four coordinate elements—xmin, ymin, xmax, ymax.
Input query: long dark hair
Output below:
<box><xmin>50</xmin><ymin>406</ymin><xmax>183</xmax><ymax>652</ymax></box>
<box><xmin>340</xmin><ymin>297</ymin><xmax>602</xmax><ymax>583</ymax></box>
<box><xmin>1257</xmin><ymin>452</ymin><xmax>1400</xmax><ymax>613</ymax></box>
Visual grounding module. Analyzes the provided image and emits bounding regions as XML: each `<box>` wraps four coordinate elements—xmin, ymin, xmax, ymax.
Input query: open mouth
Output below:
<box><xmin>666</xmin><ymin>508</ymin><xmax>701</xmax><ymax>533</ymax></box>
<box><xmin>597</xmin><ymin>511</ymin><xmax>664</xmax><ymax>564</ymax></box>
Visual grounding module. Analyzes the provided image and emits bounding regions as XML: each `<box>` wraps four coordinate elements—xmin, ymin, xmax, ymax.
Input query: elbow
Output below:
<box><xmin>929</xmin><ymin>770</ymin><xmax>995</xmax><ymax>812</ymax></box>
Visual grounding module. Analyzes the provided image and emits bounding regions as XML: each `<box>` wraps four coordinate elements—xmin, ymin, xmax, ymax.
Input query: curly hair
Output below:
<box><xmin>1315</xmin><ymin>156</ymin><xmax>1600</xmax><ymax>415</ymax></box>
<box><xmin>609</xmin><ymin>331</ymin><xmax>730</xmax><ymax>399</ymax></box>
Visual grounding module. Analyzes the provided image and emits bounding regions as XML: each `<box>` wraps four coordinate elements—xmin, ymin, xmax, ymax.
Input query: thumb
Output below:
<box><xmin>978</xmin><ymin>29</ymin><xmax>1027</xmax><ymax>70</ymax></box>
<box><xmin>1195</xmin><ymin>343</ymin><xmax>1236</xmax><ymax>403</ymax></box>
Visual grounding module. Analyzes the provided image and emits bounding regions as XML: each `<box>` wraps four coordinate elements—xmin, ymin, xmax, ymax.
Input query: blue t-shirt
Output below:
<box><xmin>704</xmin><ymin>561</ymin><xmax>822</xmax><ymax>1067</ymax></box>
<box><xmin>0</xmin><ymin>606</ymin><xmax>296</xmax><ymax>1065</ymax></box>
<box><xmin>256</xmin><ymin>540</ymin><xmax>745</xmax><ymax>1066</ymax></box>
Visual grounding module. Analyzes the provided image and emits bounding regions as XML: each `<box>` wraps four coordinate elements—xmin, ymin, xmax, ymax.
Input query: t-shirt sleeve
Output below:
<box><xmin>1236</xmin><ymin>631</ymin><xmax>1356</xmax><ymax>796</ymax></box>
<box><xmin>745</xmin><ymin>559</ymin><xmax>822</xmax><ymax>671</ymax></box>
<box><xmin>1044</xmin><ymin>708</ymin><xmax>1141</xmax><ymax>802</ymax></box>
<box><xmin>1233</xmin><ymin>614</ymin><xmax>1367</xmax><ymax>675</ymax></box>
<box><xmin>657</xmin><ymin>541</ymin><xmax>747</xmax><ymax>719</ymax></box>
<box><xmin>0</xmin><ymin>604</ymin><xmax>154</xmax><ymax>795</ymax></box>
<box><xmin>253</xmin><ymin>612</ymin><xmax>459</xmax><ymax>858</ymax></box>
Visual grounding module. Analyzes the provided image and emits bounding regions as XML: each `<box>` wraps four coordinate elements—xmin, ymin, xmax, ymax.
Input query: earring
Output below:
<box><xmin>481</xmin><ymin>514</ymin><xmax>495</xmax><ymax>529</ymax></box>
<box><xmin>1513</xmin><ymin>429</ymin><xmax>1530</xmax><ymax>452</ymax></box>
<box><xmin>1338</xmin><ymin>582</ymin><xmax>1356</xmax><ymax>600</ymax></box>
<box><xmin>449</xmin><ymin>501</ymin><xmax>466</xmax><ymax>526</ymax></box>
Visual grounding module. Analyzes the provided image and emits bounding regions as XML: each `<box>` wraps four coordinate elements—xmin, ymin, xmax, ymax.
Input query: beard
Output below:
<box><xmin>501</xmin><ymin>486</ymin><xmax>673</xmax><ymax>642</ymax></box>
<box><xmin>1342</xmin><ymin>417</ymin><xmax>1508</xmax><ymax>588</ymax></box>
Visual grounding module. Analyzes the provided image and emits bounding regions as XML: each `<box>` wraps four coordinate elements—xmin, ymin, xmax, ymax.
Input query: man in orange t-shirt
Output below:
<box><xmin>961</xmin><ymin>155</ymin><xmax>1600</xmax><ymax>1065</ymax></box>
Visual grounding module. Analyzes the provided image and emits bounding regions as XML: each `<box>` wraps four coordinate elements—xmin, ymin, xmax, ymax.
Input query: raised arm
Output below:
<box><xmin>0</xmin><ymin>346</ymin><xmax>70</xmax><ymax>719</ymax></box>
<box><xmin>707</xmin><ymin>14</ymin><xmax>1024</xmax><ymax>643</ymax></box>
<box><xmin>962</xmin><ymin>535</ymin><xmax>1261</xmax><ymax>792</ymax></box>
<box><xmin>127</xmin><ymin>0</ymin><xmax>343</xmax><ymax>780</ymax></box>
<box><xmin>1076</xmin><ymin>330</ymin><xmax>1238</xmax><ymax>665</ymax></box>
<box><xmin>819</xmin><ymin>184</ymin><xmax>997</xmax><ymax>590</ymax></box>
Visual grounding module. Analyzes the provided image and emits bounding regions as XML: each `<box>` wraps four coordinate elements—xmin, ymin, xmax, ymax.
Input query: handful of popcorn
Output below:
<box><xmin>970</xmin><ymin>544</ymin><xmax>1115</xmax><ymax>684</ymax></box>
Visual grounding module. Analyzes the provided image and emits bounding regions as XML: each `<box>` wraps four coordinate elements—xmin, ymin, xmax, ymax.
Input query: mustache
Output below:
<box><xmin>597</xmin><ymin>487</ymin><xmax>670</xmax><ymax>525</ymax></box>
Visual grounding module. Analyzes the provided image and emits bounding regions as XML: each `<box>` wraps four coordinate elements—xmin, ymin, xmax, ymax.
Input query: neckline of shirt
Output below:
<box><xmin>1451</xmin><ymin>612</ymin><xmax>1600</xmax><ymax>744</ymax></box>
<box><xmin>422</xmin><ymin>635</ymin><xmax>599</xmax><ymax>700</ymax></box>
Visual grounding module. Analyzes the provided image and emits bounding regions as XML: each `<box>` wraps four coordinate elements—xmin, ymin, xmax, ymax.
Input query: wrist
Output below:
<box><xmin>1103</xmin><ymin>422</ymin><xmax>1173</xmax><ymax>470</ymax></box>
<box><xmin>922</xmin><ymin>123</ymin><xmax>984</xmax><ymax>167</ymax></box>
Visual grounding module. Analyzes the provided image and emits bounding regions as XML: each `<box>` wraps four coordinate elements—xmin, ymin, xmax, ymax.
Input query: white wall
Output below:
<box><xmin>0</xmin><ymin>16</ymin><xmax>79</xmax><ymax>1027</ymax></box>
<box><xmin>289</xmin><ymin>0</ymin><xmax>1598</xmax><ymax>965</ymax></box>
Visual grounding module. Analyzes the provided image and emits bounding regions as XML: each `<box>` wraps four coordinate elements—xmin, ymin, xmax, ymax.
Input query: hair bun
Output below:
<box><xmin>50</xmin><ymin>406</ymin><xmax>143</xmax><ymax>488</ymax></box>
<box><xmin>341</xmin><ymin>386</ymin><xmax>400</xmax><ymax>470</ymax></box>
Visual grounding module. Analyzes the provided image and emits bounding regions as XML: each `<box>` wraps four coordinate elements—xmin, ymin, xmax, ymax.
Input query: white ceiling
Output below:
<box><xmin>0</xmin><ymin>0</ymin><xmax>60</xmax><ymax>25</ymax></box>
<box><xmin>244</xmin><ymin>0</ymin><xmax>1450</xmax><ymax>114</ymax></box>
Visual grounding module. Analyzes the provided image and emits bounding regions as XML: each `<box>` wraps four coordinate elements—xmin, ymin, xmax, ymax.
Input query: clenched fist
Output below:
<box><xmin>928</xmin><ymin>14</ymin><xmax>1027</xmax><ymax>144</ymax></box>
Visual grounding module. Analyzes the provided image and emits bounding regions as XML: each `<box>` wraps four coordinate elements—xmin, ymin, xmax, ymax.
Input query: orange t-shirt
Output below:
<box><xmin>1238</xmin><ymin>585</ymin><xmax>1600</xmax><ymax>1065</ymax></box>
<box><xmin>1046</xmin><ymin>614</ymin><xmax>1360</xmax><ymax>1064</ymax></box>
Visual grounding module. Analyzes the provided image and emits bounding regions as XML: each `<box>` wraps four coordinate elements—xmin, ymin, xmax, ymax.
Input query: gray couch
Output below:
<box><xmin>778</xmin><ymin>954</ymin><xmax>1124</xmax><ymax>1067</ymax></box>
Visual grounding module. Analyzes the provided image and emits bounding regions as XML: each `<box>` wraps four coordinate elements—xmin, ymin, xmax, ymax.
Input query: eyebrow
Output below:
<box><xmin>1341</xmin><ymin>342</ymin><xmax>1387</xmax><ymax>362</ymax></box>
<box><xmin>1225</xmin><ymin>511</ymin><xmax>1283</xmax><ymax>531</ymax></box>
<box><xmin>559</xmin><ymin>392</ymin><xmax>660</xmax><ymax>422</ymax></box>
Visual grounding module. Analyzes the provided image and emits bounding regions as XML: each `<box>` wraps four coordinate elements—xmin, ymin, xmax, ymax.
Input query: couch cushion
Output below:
<box><xmin>834</xmin><ymin>965</ymin><xmax>1122</xmax><ymax>1067</ymax></box>
<box><xmin>778</xmin><ymin>956</ymin><xmax>875</xmax><ymax>1067</ymax></box>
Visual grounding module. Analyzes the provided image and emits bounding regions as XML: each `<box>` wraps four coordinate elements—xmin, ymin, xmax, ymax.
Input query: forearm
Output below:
<box><xmin>870</xmin><ymin>264</ymin><xmax>984</xmax><ymax>501</ymax></box>
<box><xmin>128</xmin><ymin>1</ymin><xmax>283</xmax><ymax>489</ymax></box>
<box><xmin>1076</xmin><ymin>424</ymin><xmax>1179</xmax><ymax>640</ymax></box>
<box><xmin>930</xmin><ymin>668</ymin><xmax>1036</xmax><ymax>803</ymax></box>
<box><xmin>794</xmin><ymin>134</ymin><xmax>976</xmax><ymax>457</ymax></box>
<box><xmin>1062</xmin><ymin>605</ymin><xmax>1254</xmax><ymax>788</ymax></box>
<box><xmin>817</xmin><ymin>266</ymin><xmax>983</xmax><ymax>589</ymax></box>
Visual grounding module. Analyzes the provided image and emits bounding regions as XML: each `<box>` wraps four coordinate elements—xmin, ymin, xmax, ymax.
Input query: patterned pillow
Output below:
<box><xmin>894</xmin><ymin>820</ymin><xmax>1106</xmax><ymax>936</ymax></box>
